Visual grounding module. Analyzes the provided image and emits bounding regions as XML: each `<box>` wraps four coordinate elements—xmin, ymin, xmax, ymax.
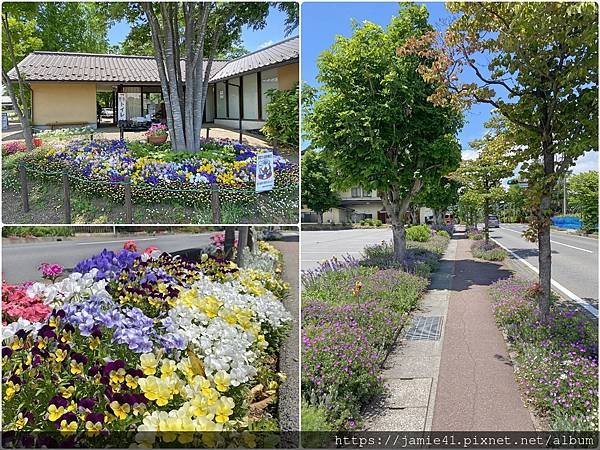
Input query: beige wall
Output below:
<box><xmin>32</xmin><ymin>82</ymin><xmax>96</xmax><ymax>126</ymax></box>
<box><xmin>277</xmin><ymin>63</ymin><xmax>299</xmax><ymax>91</ymax></box>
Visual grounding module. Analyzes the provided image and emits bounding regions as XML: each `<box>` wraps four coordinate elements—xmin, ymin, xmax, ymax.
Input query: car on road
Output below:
<box><xmin>488</xmin><ymin>215</ymin><xmax>500</xmax><ymax>228</ymax></box>
<box><xmin>101</xmin><ymin>107</ymin><xmax>113</xmax><ymax>118</ymax></box>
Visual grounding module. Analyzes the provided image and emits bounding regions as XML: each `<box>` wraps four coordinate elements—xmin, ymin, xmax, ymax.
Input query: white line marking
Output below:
<box><xmin>499</xmin><ymin>226</ymin><xmax>594</xmax><ymax>253</ymax></box>
<box><xmin>491</xmin><ymin>237</ymin><xmax>599</xmax><ymax>318</ymax></box>
<box><xmin>75</xmin><ymin>238</ymin><xmax>158</xmax><ymax>246</ymax></box>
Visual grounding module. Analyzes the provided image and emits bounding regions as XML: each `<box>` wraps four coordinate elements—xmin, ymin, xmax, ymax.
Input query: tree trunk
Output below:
<box><xmin>391</xmin><ymin>223</ymin><xmax>407</xmax><ymax>262</ymax></box>
<box><xmin>537</xmin><ymin>205</ymin><xmax>552</xmax><ymax>322</ymax></box>
<box><xmin>483</xmin><ymin>198</ymin><xmax>490</xmax><ymax>243</ymax></box>
<box><xmin>224</xmin><ymin>227</ymin><xmax>236</xmax><ymax>258</ymax></box>
<box><xmin>2</xmin><ymin>14</ymin><xmax>34</xmax><ymax>151</ymax></box>
<box><xmin>317</xmin><ymin>212</ymin><xmax>323</xmax><ymax>224</ymax></box>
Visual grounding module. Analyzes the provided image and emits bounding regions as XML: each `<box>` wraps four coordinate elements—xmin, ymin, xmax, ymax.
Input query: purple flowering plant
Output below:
<box><xmin>490</xmin><ymin>277</ymin><xmax>598</xmax><ymax>431</ymax></box>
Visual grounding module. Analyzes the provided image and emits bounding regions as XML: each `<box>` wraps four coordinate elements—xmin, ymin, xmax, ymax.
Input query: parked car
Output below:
<box><xmin>488</xmin><ymin>214</ymin><xmax>500</xmax><ymax>228</ymax></box>
<box><xmin>101</xmin><ymin>107</ymin><xmax>113</xmax><ymax>118</ymax></box>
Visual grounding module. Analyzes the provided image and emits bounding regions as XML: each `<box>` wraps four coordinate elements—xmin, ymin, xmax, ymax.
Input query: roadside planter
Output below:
<box><xmin>15</xmin><ymin>138</ymin><xmax>298</xmax><ymax>207</ymax></box>
<box><xmin>145</xmin><ymin>124</ymin><xmax>169</xmax><ymax>145</ymax></box>
<box><xmin>1</xmin><ymin>239</ymin><xmax>291</xmax><ymax>447</ymax></box>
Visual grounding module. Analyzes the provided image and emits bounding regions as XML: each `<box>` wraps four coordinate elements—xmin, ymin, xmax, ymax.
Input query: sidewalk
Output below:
<box><xmin>432</xmin><ymin>232</ymin><xmax>535</xmax><ymax>431</ymax></box>
<box><xmin>271</xmin><ymin>239</ymin><xmax>300</xmax><ymax>433</ymax></box>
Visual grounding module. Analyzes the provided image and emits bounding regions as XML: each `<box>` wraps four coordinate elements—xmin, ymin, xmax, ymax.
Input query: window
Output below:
<box><xmin>260</xmin><ymin>68</ymin><xmax>278</xmax><ymax>119</ymax></box>
<box><xmin>143</xmin><ymin>92</ymin><xmax>162</xmax><ymax>119</ymax></box>
<box><xmin>243</xmin><ymin>74</ymin><xmax>258</xmax><ymax>120</ymax></box>
<box><xmin>363</xmin><ymin>189</ymin><xmax>372</xmax><ymax>197</ymax></box>
<box><xmin>228</xmin><ymin>77</ymin><xmax>240</xmax><ymax>119</ymax></box>
<box><xmin>216</xmin><ymin>82</ymin><xmax>226</xmax><ymax>118</ymax></box>
<box><xmin>351</xmin><ymin>187</ymin><xmax>361</xmax><ymax>198</ymax></box>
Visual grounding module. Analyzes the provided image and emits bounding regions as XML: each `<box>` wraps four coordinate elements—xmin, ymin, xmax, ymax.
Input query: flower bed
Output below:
<box><xmin>2</xmin><ymin>240</ymin><xmax>291</xmax><ymax>447</ymax></box>
<box><xmin>16</xmin><ymin>138</ymin><xmax>298</xmax><ymax>207</ymax></box>
<box><xmin>471</xmin><ymin>240</ymin><xmax>507</xmax><ymax>261</ymax></box>
<box><xmin>301</xmin><ymin>233</ymin><xmax>448</xmax><ymax>431</ymax></box>
<box><xmin>489</xmin><ymin>278</ymin><xmax>598</xmax><ymax>431</ymax></box>
<box><xmin>466</xmin><ymin>226</ymin><xmax>483</xmax><ymax>240</ymax></box>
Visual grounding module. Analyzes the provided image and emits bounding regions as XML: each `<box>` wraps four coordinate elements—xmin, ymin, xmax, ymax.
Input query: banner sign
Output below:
<box><xmin>117</xmin><ymin>93</ymin><xmax>127</xmax><ymax>121</ymax></box>
<box><xmin>255</xmin><ymin>152</ymin><xmax>275</xmax><ymax>193</ymax></box>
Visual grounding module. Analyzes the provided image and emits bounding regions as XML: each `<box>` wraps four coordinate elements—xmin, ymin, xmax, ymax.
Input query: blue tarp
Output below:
<box><xmin>551</xmin><ymin>215</ymin><xmax>582</xmax><ymax>230</ymax></box>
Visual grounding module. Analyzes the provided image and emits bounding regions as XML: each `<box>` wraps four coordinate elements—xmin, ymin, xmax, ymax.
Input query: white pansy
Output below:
<box><xmin>26</xmin><ymin>268</ymin><xmax>110</xmax><ymax>307</ymax></box>
<box><xmin>2</xmin><ymin>318</ymin><xmax>43</xmax><ymax>342</ymax></box>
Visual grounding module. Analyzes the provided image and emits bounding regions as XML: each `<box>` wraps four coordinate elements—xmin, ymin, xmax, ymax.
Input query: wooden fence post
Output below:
<box><xmin>18</xmin><ymin>161</ymin><xmax>29</xmax><ymax>212</ymax></box>
<box><xmin>211</xmin><ymin>183</ymin><xmax>221</xmax><ymax>223</ymax></box>
<box><xmin>62</xmin><ymin>170</ymin><xmax>71</xmax><ymax>224</ymax></box>
<box><xmin>123</xmin><ymin>177</ymin><xmax>133</xmax><ymax>224</ymax></box>
<box><xmin>236</xmin><ymin>226</ymin><xmax>249</xmax><ymax>267</ymax></box>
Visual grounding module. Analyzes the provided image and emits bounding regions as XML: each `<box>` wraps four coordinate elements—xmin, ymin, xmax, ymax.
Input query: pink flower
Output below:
<box><xmin>143</xmin><ymin>246</ymin><xmax>159</xmax><ymax>255</ymax></box>
<box><xmin>123</xmin><ymin>240</ymin><xmax>137</xmax><ymax>252</ymax></box>
<box><xmin>39</xmin><ymin>263</ymin><xmax>64</xmax><ymax>282</ymax></box>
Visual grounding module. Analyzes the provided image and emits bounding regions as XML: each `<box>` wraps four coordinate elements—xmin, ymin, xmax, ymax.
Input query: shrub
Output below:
<box><xmin>471</xmin><ymin>240</ymin><xmax>507</xmax><ymax>261</ymax></box>
<box><xmin>405</xmin><ymin>224</ymin><xmax>431</xmax><ymax>242</ymax></box>
<box><xmin>436</xmin><ymin>230</ymin><xmax>450</xmax><ymax>238</ymax></box>
<box><xmin>301</xmin><ymin>401</ymin><xmax>334</xmax><ymax>431</ymax></box>
<box><xmin>466</xmin><ymin>227</ymin><xmax>483</xmax><ymax>240</ymax></box>
<box><xmin>489</xmin><ymin>277</ymin><xmax>598</xmax><ymax>431</ymax></box>
<box><xmin>2</xmin><ymin>226</ymin><xmax>74</xmax><ymax>238</ymax></box>
<box><xmin>261</xmin><ymin>83</ymin><xmax>299</xmax><ymax>148</ymax></box>
<box><xmin>359</xmin><ymin>218</ymin><xmax>383</xmax><ymax>227</ymax></box>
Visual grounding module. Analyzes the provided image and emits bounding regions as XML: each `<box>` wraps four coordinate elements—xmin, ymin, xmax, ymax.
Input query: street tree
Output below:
<box><xmin>111</xmin><ymin>2</ymin><xmax>297</xmax><ymax>152</ymax></box>
<box><xmin>301</xmin><ymin>149</ymin><xmax>340</xmax><ymax>224</ymax></box>
<box><xmin>452</xmin><ymin>135</ymin><xmax>514</xmax><ymax>243</ymax></box>
<box><xmin>305</xmin><ymin>4</ymin><xmax>462</xmax><ymax>261</ymax></box>
<box><xmin>568</xmin><ymin>171</ymin><xmax>599</xmax><ymax>234</ymax></box>
<box><xmin>414</xmin><ymin>177</ymin><xmax>460</xmax><ymax>224</ymax></box>
<box><xmin>405</xmin><ymin>2</ymin><xmax>598</xmax><ymax>320</ymax></box>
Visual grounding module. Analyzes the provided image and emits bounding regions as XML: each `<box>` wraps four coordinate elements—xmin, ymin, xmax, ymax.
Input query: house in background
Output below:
<box><xmin>7</xmin><ymin>36</ymin><xmax>298</xmax><ymax>131</ymax></box>
<box><xmin>302</xmin><ymin>186</ymin><xmax>435</xmax><ymax>224</ymax></box>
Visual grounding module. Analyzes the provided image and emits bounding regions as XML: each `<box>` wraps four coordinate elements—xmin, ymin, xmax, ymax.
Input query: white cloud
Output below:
<box><xmin>258</xmin><ymin>40</ymin><xmax>274</xmax><ymax>49</ymax></box>
<box><xmin>572</xmin><ymin>151</ymin><xmax>598</xmax><ymax>174</ymax></box>
<box><xmin>461</xmin><ymin>148</ymin><xmax>479</xmax><ymax>160</ymax></box>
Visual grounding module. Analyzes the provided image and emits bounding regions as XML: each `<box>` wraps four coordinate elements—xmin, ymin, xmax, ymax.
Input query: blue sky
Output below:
<box><xmin>301</xmin><ymin>1</ymin><xmax>597</xmax><ymax>173</ymax></box>
<box><xmin>108</xmin><ymin>5</ymin><xmax>293</xmax><ymax>52</ymax></box>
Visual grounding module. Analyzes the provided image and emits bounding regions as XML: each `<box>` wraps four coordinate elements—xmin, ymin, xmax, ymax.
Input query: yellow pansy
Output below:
<box><xmin>14</xmin><ymin>413</ymin><xmax>29</xmax><ymax>430</ymax></box>
<box><xmin>160</xmin><ymin>359</ymin><xmax>177</xmax><ymax>378</ymax></box>
<box><xmin>60</xmin><ymin>385</ymin><xmax>75</xmax><ymax>399</ymax></box>
<box><xmin>47</xmin><ymin>405</ymin><xmax>65</xmax><ymax>422</ymax></box>
<box><xmin>53</xmin><ymin>348</ymin><xmax>67</xmax><ymax>363</ymax></box>
<box><xmin>4</xmin><ymin>381</ymin><xmax>20</xmax><ymax>401</ymax></box>
<box><xmin>59</xmin><ymin>419</ymin><xmax>77</xmax><ymax>434</ymax></box>
<box><xmin>140</xmin><ymin>353</ymin><xmax>159</xmax><ymax>375</ymax></box>
<box><xmin>213</xmin><ymin>371</ymin><xmax>231</xmax><ymax>393</ymax></box>
<box><xmin>214</xmin><ymin>397</ymin><xmax>235</xmax><ymax>423</ymax></box>
<box><xmin>110</xmin><ymin>401</ymin><xmax>131</xmax><ymax>420</ymax></box>
<box><xmin>138</xmin><ymin>376</ymin><xmax>172</xmax><ymax>406</ymax></box>
<box><xmin>85</xmin><ymin>420</ymin><xmax>102</xmax><ymax>437</ymax></box>
<box><xmin>70</xmin><ymin>360</ymin><xmax>83</xmax><ymax>375</ymax></box>
<box><xmin>109</xmin><ymin>368</ymin><xmax>126</xmax><ymax>385</ymax></box>
<box><xmin>125</xmin><ymin>374</ymin><xmax>138</xmax><ymax>389</ymax></box>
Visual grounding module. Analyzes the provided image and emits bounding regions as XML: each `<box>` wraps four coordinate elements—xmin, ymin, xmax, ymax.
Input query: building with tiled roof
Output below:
<box><xmin>7</xmin><ymin>36</ymin><xmax>298</xmax><ymax>130</ymax></box>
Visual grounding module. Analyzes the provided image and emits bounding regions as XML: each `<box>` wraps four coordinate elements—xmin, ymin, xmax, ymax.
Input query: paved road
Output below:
<box><xmin>489</xmin><ymin>223</ymin><xmax>598</xmax><ymax>310</ymax></box>
<box><xmin>301</xmin><ymin>228</ymin><xmax>392</xmax><ymax>271</ymax></box>
<box><xmin>2</xmin><ymin>233</ymin><xmax>213</xmax><ymax>283</ymax></box>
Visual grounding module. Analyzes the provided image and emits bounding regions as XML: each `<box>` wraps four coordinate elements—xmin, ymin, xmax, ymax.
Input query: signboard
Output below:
<box><xmin>518</xmin><ymin>182</ymin><xmax>528</xmax><ymax>188</ymax></box>
<box><xmin>255</xmin><ymin>152</ymin><xmax>274</xmax><ymax>193</ymax></box>
<box><xmin>2</xmin><ymin>113</ymin><xmax>8</xmax><ymax>130</ymax></box>
<box><xmin>117</xmin><ymin>93</ymin><xmax>127</xmax><ymax>121</ymax></box>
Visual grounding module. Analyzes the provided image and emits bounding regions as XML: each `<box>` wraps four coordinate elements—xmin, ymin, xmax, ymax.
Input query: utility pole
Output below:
<box><xmin>563</xmin><ymin>174</ymin><xmax>567</xmax><ymax>216</ymax></box>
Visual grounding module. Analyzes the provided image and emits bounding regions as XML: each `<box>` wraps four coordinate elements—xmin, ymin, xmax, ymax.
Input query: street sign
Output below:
<box><xmin>2</xmin><ymin>113</ymin><xmax>8</xmax><ymax>130</ymax></box>
<box><xmin>117</xmin><ymin>93</ymin><xmax>127</xmax><ymax>121</ymax></box>
<box><xmin>255</xmin><ymin>152</ymin><xmax>274</xmax><ymax>193</ymax></box>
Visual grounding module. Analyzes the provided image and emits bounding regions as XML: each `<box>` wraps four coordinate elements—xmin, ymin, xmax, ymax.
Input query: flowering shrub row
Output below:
<box><xmin>301</xmin><ymin>231</ymin><xmax>447</xmax><ymax>431</ymax></box>
<box><xmin>489</xmin><ymin>278</ymin><xmax>598</xmax><ymax>431</ymax></box>
<box><xmin>2</xmin><ymin>239</ymin><xmax>291</xmax><ymax>447</ymax></box>
<box><xmin>471</xmin><ymin>240</ymin><xmax>508</xmax><ymax>261</ymax></box>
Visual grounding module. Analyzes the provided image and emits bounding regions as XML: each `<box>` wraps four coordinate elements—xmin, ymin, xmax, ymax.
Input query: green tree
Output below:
<box><xmin>568</xmin><ymin>171</ymin><xmax>599</xmax><ymax>233</ymax></box>
<box><xmin>414</xmin><ymin>177</ymin><xmax>460</xmax><ymax>224</ymax></box>
<box><xmin>305</xmin><ymin>4</ymin><xmax>462</xmax><ymax>261</ymax></box>
<box><xmin>301</xmin><ymin>149</ymin><xmax>340</xmax><ymax>223</ymax></box>
<box><xmin>453</xmin><ymin>134</ymin><xmax>514</xmax><ymax>243</ymax></box>
<box><xmin>261</xmin><ymin>83</ymin><xmax>299</xmax><ymax>148</ymax></box>
<box><xmin>409</xmin><ymin>2</ymin><xmax>598</xmax><ymax>320</ymax></box>
<box><xmin>505</xmin><ymin>184</ymin><xmax>527</xmax><ymax>223</ymax></box>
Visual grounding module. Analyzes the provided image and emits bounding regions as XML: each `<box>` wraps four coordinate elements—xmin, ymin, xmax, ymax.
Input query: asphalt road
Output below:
<box><xmin>489</xmin><ymin>223</ymin><xmax>598</xmax><ymax>310</ymax></box>
<box><xmin>2</xmin><ymin>233</ymin><xmax>213</xmax><ymax>283</ymax></box>
<box><xmin>301</xmin><ymin>228</ymin><xmax>392</xmax><ymax>271</ymax></box>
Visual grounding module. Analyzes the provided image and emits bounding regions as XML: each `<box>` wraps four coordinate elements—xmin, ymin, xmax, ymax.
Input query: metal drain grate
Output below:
<box><xmin>405</xmin><ymin>316</ymin><xmax>443</xmax><ymax>341</ymax></box>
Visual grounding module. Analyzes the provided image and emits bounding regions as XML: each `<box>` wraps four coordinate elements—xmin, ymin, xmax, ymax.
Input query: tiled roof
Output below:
<box><xmin>7</xmin><ymin>36</ymin><xmax>298</xmax><ymax>84</ymax></box>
